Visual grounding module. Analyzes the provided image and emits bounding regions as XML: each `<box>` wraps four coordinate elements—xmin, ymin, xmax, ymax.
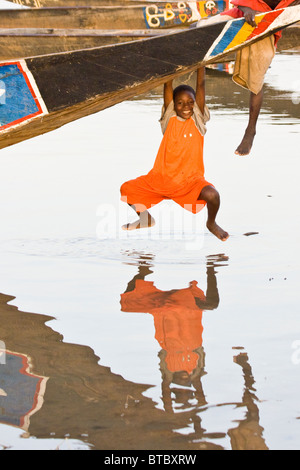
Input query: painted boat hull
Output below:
<box><xmin>6</xmin><ymin>0</ymin><xmax>222</xmax><ymax>7</ymax></box>
<box><xmin>0</xmin><ymin>29</ymin><xmax>169</xmax><ymax>60</ymax></box>
<box><xmin>0</xmin><ymin>2</ymin><xmax>229</xmax><ymax>61</ymax></box>
<box><xmin>0</xmin><ymin>23</ymin><xmax>297</xmax><ymax>62</ymax></box>
<box><xmin>0</xmin><ymin>6</ymin><xmax>300</xmax><ymax>149</ymax></box>
<box><xmin>0</xmin><ymin>2</ymin><xmax>229</xmax><ymax>30</ymax></box>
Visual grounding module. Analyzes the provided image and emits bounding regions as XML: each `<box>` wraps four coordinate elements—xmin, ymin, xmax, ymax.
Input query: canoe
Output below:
<box><xmin>0</xmin><ymin>5</ymin><xmax>300</xmax><ymax>150</ymax></box>
<box><xmin>1</xmin><ymin>22</ymin><xmax>298</xmax><ymax>62</ymax></box>
<box><xmin>6</xmin><ymin>0</ymin><xmax>226</xmax><ymax>7</ymax></box>
<box><xmin>0</xmin><ymin>28</ymin><xmax>168</xmax><ymax>60</ymax></box>
<box><xmin>0</xmin><ymin>2</ymin><xmax>229</xmax><ymax>30</ymax></box>
<box><xmin>0</xmin><ymin>2</ymin><xmax>229</xmax><ymax>61</ymax></box>
<box><xmin>4</xmin><ymin>0</ymin><xmax>143</xmax><ymax>6</ymax></box>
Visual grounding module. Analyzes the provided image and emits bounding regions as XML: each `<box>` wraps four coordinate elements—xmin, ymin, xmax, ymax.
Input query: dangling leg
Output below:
<box><xmin>235</xmin><ymin>89</ymin><xmax>263</xmax><ymax>156</ymax></box>
<box><xmin>122</xmin><ymin>204</ymin><xmax>155</xmax><ymax>231</ymax></box>
<box><xmin>199</xmin><ymin>185</ymin><xmax>229</xmax><ymax>241</ymax></box>
<box><xmin>120</xmin><ymin>179</ymin><xmax>157</xmax><ymax>231</ymax></box>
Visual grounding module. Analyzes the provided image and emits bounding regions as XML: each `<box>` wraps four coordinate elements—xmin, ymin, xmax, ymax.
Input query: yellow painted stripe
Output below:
<box><xmin>224</xmin><ymin>13</ymin><xmax>267</xmax><ymax>52</ymax></box>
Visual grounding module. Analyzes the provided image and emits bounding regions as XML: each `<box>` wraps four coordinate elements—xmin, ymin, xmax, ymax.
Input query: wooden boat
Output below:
<box><xmin>0</xmin><ymin>1</ymin><xmax>229</xmax><ymax>61</ymax></box>
<box><xmin>3</xmin><ymin>0</ymin><xmax>143</xmax><ymax>6</ymax></box>
<box><xmin>0</xmin><ymin>2</ymin><xmax>230</xmax><ymax>61</ymax></box>
<box><xmin>0</xmin><ymin>5</ymin><xmax>300</xmax><ymax>150</ymax></box>
<box><xmin>0</xmin><ymin>28</ymin><xmax>169</xmax><ymax>60</ymax></box>
<box><xmin>6</xmin><ymin>0</ymin><xmax>224</xmax><ymax>7</ymax></box>
<box><xmin>0</xmin><ymin>2</ymin><xmax>229</xmax><ymax>30</ymax></box>
<box><xmin>1</xmin><ymin>22</ymin><xmax>298</xmax><ymax>62</ymax></box>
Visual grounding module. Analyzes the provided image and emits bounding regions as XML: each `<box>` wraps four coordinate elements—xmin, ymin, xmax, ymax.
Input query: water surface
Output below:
<box><xmin>0</xmin><ymin>53</ymin><xmax>299</xmax><ymax>451</ymax></box>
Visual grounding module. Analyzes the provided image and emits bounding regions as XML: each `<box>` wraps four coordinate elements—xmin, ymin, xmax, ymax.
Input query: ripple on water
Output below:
<box><xmin>0</xmin><ymin>235</ymin><xmax>229</xmax><ymax>267</ymax></box>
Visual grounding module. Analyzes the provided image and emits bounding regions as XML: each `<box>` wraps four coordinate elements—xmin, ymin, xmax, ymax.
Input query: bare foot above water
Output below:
<box><xmin>122</xmin><ymin>216</ymin><xmax>156</xmax><ymax>231</ymax></box>
<box><xmin>207</xmin><ymin>222</ymin><xmax>229</xmax><ymax>242</ymax></box>
<box><xmin>235</xmin><ymin>129</ymin><xmax>256</xmax><ymax>156</ymax></box>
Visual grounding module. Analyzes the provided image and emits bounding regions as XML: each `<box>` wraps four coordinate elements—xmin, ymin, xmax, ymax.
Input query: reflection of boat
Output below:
<box><xmin>0</xmin><ymin>292</ymin><xmax>209</xmax><ymax>450</ymax></box>
<box><xmin>205</xmin><ymin>62</ymin><xmax>300</xmax><ymax>121</ymax></box>
<box><xmin>1</xmin><ymin>6</ymin><xmax>299</xmax><ymax>150</ymax></box>
<box><xmin>0</xmin><ymin>347</ymin><xmax>48</xmax><ymax>432</ymax></box>
<box><xmin>279</xmin><ymin>23</ymin><xmax>300</xmax><ymax>51</ymax></box>
<box><xmin>134</xmin><ymin>54</ymin><xmax>300</xmax><ymax>122</ymax></box>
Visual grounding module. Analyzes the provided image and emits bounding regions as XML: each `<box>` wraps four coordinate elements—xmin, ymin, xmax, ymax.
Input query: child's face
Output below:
<box><xmin>174</xmin><ymin>90</ymin><xmax>195</xmax><ymax>120</ymax></box>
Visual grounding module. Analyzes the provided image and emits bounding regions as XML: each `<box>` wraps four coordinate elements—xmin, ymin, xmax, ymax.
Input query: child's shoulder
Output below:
<box><xmin>159</xmin><ymin>101</ymin><xmax>210</xmax><ymax>136</ymax></box>
<box><xmin>159</xmin><ymin>100</ymin><xmax>176</xmax><ymax>134</ymax></box>
<box><xmin>193</xmin><ymin>102</ymin><xmax>210</xmax><ymax>136</ymax></box>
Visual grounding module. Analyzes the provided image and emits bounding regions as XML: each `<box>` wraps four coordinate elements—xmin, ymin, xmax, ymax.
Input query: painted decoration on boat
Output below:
<box><xmin>143</xmin><ymin>1</ymin><xmax>228</xmax><ymax>28</ymax></box>
<box><xmin>204</xmin><ymin>9</ymin><xmax>284</xmax><ymax>59</ymax></box>
<box><xmin>197</xmin><ymin>0</ymin><xmax>228</xmax><ymax>18</ymax></box>
<box><xmin>0</xmin><ymin>61</ymin><xmax>48</xmax><ymax>132</ymax></box>
<box><xmin>0</xmin><ymin>349</ymin><xmax>48</xmax><ymax>430</ymax></box>
<box><xmin>144</xmin><ymin>2</ymin><xmax>193</xmax><ymax>28</ymax></box>
<box><xmin>11</xmin><ymin>0</ymin><xmax>41</xmax><ymax>6</ymax></box>
<box><xmin>0</xmin><ymin>4</ymin><xmax>298</xmax><ymax>151</ymax></box>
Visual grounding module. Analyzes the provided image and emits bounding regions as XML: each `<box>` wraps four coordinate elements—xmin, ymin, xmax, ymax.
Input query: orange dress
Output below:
<box><xmin>120</xmin><ymin>102</ymin><xmax>212</xmax><ymax>214</ymax></box>
<box><xmin>120</xmin><ymin>279</ymin><xmax>205</xmax><ymax>374</ymax></box>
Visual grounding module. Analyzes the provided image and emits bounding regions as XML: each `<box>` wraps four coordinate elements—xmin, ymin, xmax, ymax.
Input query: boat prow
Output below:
<box><xmin>0</xmin><ymin>5</ymin><xmax>300</xmax><ymax>150</ymax></box>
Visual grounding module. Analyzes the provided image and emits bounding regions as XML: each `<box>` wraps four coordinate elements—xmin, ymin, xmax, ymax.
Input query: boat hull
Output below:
<box><xmin>0</xmin><ymin>29</ymin><xmax>167</xmax><ymax>60</ymax></box>
<box><xmin>0</xmin><ymin>6</ymin><xmax>300</xmax><ymax>150</ymax></box>
<box><xmin>0</xmin><ymin>2</ymin><xmax>229</xmax><ymax>30</ymax></box>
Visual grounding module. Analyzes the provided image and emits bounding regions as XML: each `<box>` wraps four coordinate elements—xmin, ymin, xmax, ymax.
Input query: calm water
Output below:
<box><xmin>0</xmin><ymin>53</ymin><xmax>299</xmax><ymax>451</ymax></box>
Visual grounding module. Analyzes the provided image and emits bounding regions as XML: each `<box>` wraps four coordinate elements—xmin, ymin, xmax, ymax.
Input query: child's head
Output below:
<box><xmin>173</xmin><ymin>85</ymin><xmax>196</xmax><ymax>120</ymax></box>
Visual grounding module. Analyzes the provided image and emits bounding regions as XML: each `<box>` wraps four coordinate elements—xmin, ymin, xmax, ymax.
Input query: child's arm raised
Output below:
<box><xmin>195</xmin><ymin>67</ymin><xmax>205</xmax><ymax>115</ymax></box>
<box><xmin>163</xmin><ymin>80</ymin><xmax>173</xmax><ymax>110</ymax></box>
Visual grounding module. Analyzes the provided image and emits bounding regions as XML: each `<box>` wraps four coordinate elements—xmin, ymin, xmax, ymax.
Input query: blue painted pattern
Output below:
<box><xmin>209</xmin><ymin>18</ymin><xmax>247</xmax><ymax>57</ymax></box>
<box><xmin>0</xmin><ymin>63</ymin><xmax>41</xmax><ymax>130</ymax></box>
<box><xmin>0</xmin><ymin>352</ymin><xmax>43</xmax><ymax>427</ymax></box>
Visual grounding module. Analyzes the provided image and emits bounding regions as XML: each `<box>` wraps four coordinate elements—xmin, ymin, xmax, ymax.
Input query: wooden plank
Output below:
<box><xmin>0</xmin><ymin>29</ymin><xmax>169</xmax><ymax>60</ymax></box>
<box><xmin>4</xmin><ymin>0</ymin><xmax>146</xmax><ymax>6</ymax></box>
<box><xmin>0</xmin><ymin>6</ymin><xmax>299</xmax><ymax>150</ymax></box>
<box><xmin>5</xmin><ymin>0</ymin><xmax>225</xmax><ymax>7</ymax></box>
<box><xmin>0</xmin><ymin>2</ymin><xmax>228</xmax><ymax>30</ymax></box>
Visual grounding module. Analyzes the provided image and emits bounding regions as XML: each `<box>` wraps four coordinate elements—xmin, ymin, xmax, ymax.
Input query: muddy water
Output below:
<box><xmin>0</xmin><ymin>53</ymin><xmax>299</xmax><ymax>451</ymax></box>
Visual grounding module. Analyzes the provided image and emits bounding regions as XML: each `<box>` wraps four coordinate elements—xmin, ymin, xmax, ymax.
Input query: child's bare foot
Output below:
<box><xmin>207</xmin><ymin>221</ymin><xmax>229</xmax><ymax>241</ymax></box>
<box><xmin>235</xmin><ymin>128</ymin><xmax>256</xmax><ymax>156</ymax></box>
<box><xmin>122</xmin><ymin>215</ymin><xmax>155</xmax><ymax>231</ymax></box>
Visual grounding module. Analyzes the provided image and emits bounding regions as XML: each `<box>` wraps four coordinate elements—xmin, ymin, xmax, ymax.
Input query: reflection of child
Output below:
<box><xmin>120</xmin><ymin>68</ymin><xmax>229</xmax><ymax>242</ymax></box>
<box><xmin>121</xmin><ymin>264</ymin><xmax>220</xmax><ymax>379</ymax></box>
<box><xmin>120</xmin><ymin>263</ymin><xmax>220</xmax><ymax>411</ymax></box>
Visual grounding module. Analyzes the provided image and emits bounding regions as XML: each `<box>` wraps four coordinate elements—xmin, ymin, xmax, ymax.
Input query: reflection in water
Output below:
<box><xmin>0</xmin><ymin>53</ymin><xmax>298</xmax><ymax>450</ymax></box>
<box><xmin>121</xmin><ymin>255</ymin><xmax>221</xmax><ymax>412</ymax></box>
<box><xmin>121</xmin><ymin>252</ymin><xmax>268</xmax><ymax>450</ymax></box>
<box><xmin>137</xmin><ymin>56</ymin><xmax>300</xmax><ymax>123</ymax></box>
<box><xmin>0</xmin><ymin>349</ymin><xmax>48</xmax><ymax>432</ymax></box>
<box><xmin>0</xmin><ymin>292</ymin><xmax>211</xmax><ymax>450</ymax></box>
<box><xmin>228</xmin><ymin>352</ymin><xmax>268</xmax><ymax>450</ymax></box>
<box><xmin>0</xmin><ymin>253</ymin><xmax>268</xmax><ymax>450</ymax></box>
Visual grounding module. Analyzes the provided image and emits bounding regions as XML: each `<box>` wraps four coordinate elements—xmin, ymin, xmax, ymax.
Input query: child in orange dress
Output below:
<box><xmin>120</xmin><ymin>68</ymin><xmax>229</xmax><ymax>242</ymax></box>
